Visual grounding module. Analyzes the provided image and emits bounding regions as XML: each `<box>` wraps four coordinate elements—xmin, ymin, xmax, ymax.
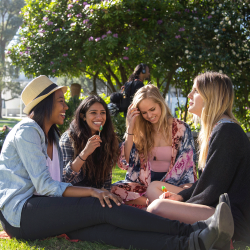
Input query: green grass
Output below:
<box><xmin>0</xmin><ymin>167</ymin><xmax>249</xmax><ymax>249</ymax></box>
<box><xmin>0</xmin><ymin>118</ymin><xmax>21</xmax><ymax>130</ymax></box>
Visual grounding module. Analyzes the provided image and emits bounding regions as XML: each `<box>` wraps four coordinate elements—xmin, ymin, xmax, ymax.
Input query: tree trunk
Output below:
<box><xmin>119</xmin><ymin>64</ymin><xmax>127</xmax><ymax>84</ymax></box>
<box><xmin>163</xmin><ymin>70</ymin><xmax>175</xmax><ymax>98</ymax></box>
<box><xmin>0</xmin><ymin>40</ymin><xmax>6</xmax><ymax>118</ymax></box>
<box><xmin>105</xmin><ymin>65</ymin><xmax>122</xmax><ymax>88</ymax></box>
<box><xmin>156</xmin><ymin>78</ymin><xmax>160</xmax><ymax>88</ymax></box>
<box><xmin>92</xmin><ymin>71</ymin><xmax>98</xmax><ymax>95</ymax></box>
<box><xmin>0</xmin><ymin>85</ymin><xmax>2</xmax><ymax>118</ymax></box>
<box><xmin>103</xmin><ymin>73</ymin><xmax>116</xmax><ymax>92</ymax></box>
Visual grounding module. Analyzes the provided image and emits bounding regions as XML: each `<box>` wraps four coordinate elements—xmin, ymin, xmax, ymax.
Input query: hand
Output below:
<box><xmin>81</xmin><ymin>135</ymin><xmax>102</xmax><ymax>158</ymax></box>
<box><xmin>126</xmin><ymin>104</ymin><xmax>140</xmax><ymax>132</ymax></box>
<box><xmin>91</xmin><ymin>189</ymin><xmax>123</xmax><ymax>208</ymax></box>
<box><xmin>159</xmin><ymin>191</ymin><xmax>184</xmax><ymax>202</ymax></box>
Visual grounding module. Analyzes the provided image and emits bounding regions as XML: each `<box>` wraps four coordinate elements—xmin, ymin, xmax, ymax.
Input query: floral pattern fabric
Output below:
<box><xmin>111</xmin><ymin>118</ymin><xmax>197</xmax><ymax>201</ymax></box>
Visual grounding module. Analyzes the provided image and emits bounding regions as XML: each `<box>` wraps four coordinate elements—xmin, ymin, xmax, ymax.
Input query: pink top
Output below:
<box><xmin>149</xmin><ymin>146</ymin><xmax>172</xmax><ymax>172</ymax></box>
<box><xmin>34</xmin><ymin>143</ymin><xmax>60</xmax><ymax>195</ymax></box>
<box><xmin>46</xmin><ymin>143</ymin><xmax>61</xmax><ymax>182</ymax></box>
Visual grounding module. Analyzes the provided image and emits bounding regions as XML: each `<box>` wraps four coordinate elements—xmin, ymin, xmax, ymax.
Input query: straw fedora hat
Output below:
<box><xmin>22</xmin><ymin>75</ymin><xmax>68</xmax><ymax>114</ymax></box>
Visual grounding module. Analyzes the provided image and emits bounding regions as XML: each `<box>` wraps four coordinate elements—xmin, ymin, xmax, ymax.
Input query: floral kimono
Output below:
<box><xmin>111</xmin><ymin>118</ymin><xmax>197</xmax><ymax>201</ymax></box>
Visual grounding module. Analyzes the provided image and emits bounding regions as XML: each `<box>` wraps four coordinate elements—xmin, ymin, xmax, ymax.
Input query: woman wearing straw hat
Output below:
<box><xmin>0</xmin><ymin>75</ymin><xmax>234</xmax><ymax>250</ymax></box>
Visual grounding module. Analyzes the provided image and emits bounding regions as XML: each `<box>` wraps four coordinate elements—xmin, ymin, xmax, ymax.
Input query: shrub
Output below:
<box><xmin>0</xmin><ymin>130</ymin><xmax>10</xmax><ymax>152</ymax></box>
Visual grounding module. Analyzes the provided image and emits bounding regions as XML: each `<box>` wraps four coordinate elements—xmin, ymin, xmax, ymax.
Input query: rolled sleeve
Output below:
<box><xmin>60</xmin><ymin>132</ymin><xmax>83</xmax><ymax>184</ymax></box>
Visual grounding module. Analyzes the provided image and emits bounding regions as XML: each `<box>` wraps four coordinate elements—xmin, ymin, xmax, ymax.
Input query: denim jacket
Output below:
<box><xmin>0</xmin><ymin>118</ymin><xmax>71</xmax><ymax>227</ymax></box>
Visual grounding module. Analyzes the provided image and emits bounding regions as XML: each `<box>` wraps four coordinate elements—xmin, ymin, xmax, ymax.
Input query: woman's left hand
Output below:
<box><xmin>90</xmin><ymin>189</ymin><xmax>123</xmax><ymax>208</ymax></box>
<box><xmin>159</xmin><ymin>191</ymin><xmax>184</xmax><ymax>202</ymax></box>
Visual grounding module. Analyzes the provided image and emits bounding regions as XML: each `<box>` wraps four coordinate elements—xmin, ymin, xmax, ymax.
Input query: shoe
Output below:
<box><xmin>219</xmin><ymin>193</ymin><xmax>231</xmax><ymax>209</ymax></box>
<box><xmin>189</xmin><ymin>202</ymin><xmax>234</xmax><ymax>250</ymax></box>
<box><xmin>192</xmin><ymin>193</ymin><xmax>231</xmax><ymax>231</ymax></box>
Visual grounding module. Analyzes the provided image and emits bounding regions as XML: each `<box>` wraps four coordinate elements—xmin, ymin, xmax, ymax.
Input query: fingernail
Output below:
<box><xmin>118</xmin><ymin>203</ymin><xmax>121</xmax><ymax>205</ymax></box>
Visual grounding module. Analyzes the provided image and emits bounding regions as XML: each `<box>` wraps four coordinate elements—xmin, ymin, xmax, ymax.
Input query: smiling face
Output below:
<box><xmin>50</xmin><ymin>89</ymin><xmax>68</xmax><ymax>125</ymax></box>
<box><xmin>84</xmin><ymin>102</ymin><xmax>106</xmax><ymax>135</ymax></box>
<box><xmin>188</xmin><ymin>80</ymin><xmax>204</xmax><ymax>117</ymax></box>
<box><xmin>138</xmin><ymin>98</ymin><xmax>162</xmax><ymax>125</ymax></box>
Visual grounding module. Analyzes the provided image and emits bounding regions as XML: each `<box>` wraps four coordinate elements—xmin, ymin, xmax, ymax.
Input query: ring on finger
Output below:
<box><xmin>104</xmin><ymin>196</ymin><xmax>109</xmax><ymax>199</ymax></box>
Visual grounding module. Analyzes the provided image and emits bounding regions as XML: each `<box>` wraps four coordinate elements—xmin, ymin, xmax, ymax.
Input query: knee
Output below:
<box><xmin>147</xmin><ymin>181</ymin><xmax>161</xmax><ymax>196</ymax></box>
<box><xmin>146</xmin><ymin>199</ymin><xmax>164</xmax><ymax>216</ymax></box>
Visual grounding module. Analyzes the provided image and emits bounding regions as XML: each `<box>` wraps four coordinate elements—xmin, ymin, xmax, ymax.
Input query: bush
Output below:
<box><xmin>111</xmin><ymin>112</ymin><xmax>126</xmax><ymax>141</ymax></box>
<box><xmin>0</xmin><ymin>130</ymin><xmax>10</xmax><ymax>152</ymax></box>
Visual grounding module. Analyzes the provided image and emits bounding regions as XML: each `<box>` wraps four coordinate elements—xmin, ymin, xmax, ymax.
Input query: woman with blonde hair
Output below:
<box><xmin>112</xmin><ymin>84</ymin><xmax>197</xmax><ymax>206</ymax></box>
<box><xmin>146</xmin><ymin>72</ymin><xmax>250</xmax><ymax>244</ymax></box>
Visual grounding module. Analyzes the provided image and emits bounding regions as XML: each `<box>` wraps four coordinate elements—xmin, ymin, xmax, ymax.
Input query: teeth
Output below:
<box><xmin>150</xmin><ymin>116</ymin><xmax>156</xmax><ymax>120</ymax></box>
<box><xmin>93</xmin><ymin>122</ymin><xmax>102</xmax><ymax>125</ymax></box>
<box><xmin>60</xmin><ymin>113</ymin><xmax>65</xmax><ymax>116</ymax></box>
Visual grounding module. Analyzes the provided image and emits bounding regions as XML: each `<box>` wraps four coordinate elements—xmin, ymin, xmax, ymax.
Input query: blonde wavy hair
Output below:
<box><xmin>195</xmin><ymin>72</ymin><xmax>238</xmax><ymax>170</ymax></box>
<box><xmin>127</xmin><ymin>84</ymin><xmax>172</xmax><ymax>162</ymax></box>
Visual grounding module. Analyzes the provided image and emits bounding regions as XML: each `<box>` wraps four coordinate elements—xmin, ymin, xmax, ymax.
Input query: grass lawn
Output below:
<box><xmin>0</xmin><ymin>166</ymin><xmax>249</xmax><ymax>249</ymax></box>
<box><xmin>0</xmin><ymin>118</ymin><xmax>21</xmax><ymax>130</ymax></box>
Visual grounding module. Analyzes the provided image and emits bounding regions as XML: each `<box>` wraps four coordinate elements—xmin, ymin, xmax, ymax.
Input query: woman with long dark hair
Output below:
<box><xmin>0</xmin><ymin>75</ymin><xmax>234</xmax><ymax>250</ymax></box>
<box><xmin>60</xmin><ymin>96</ymin><xmax>119</xmax><ymax>190</ymax></box>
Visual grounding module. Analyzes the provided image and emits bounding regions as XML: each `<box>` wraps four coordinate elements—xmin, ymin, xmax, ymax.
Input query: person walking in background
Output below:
<box><xmin>146</xmin><ymin>72</ymin><xmax>250</xmax><ymax>244</ymax></box>
<box><xmin>112</xmin><ymin>84</ymin><xmax>197</xmax><ymax>207</ymax></box>
<box><xmin>60</xmin><ymin>95</ymin><xmax>119</xmax><ymax>191</ymax></box>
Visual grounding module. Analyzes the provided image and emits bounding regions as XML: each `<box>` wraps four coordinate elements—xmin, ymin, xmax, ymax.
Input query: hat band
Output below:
<box><xmin>34</xmin><ymin>83</ymin><xmax>58</xmax><ymax>100</ymax></box>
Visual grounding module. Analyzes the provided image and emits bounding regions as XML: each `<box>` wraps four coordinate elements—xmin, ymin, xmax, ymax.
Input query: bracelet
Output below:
<box><xmin>78</xmin><ymin>155</ymin><xmax>86</xmax><ymax>161</ymax></box>
<box><xmin>125</xmin><ymin>131</ymin><xmax>134</xmax><ymax>135</ymax></box>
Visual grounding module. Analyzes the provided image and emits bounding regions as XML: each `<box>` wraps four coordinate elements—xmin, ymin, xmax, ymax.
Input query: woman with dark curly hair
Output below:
<box><xmin>60</xmin><ymin>95</ymin><xmax>120</xmax><ymax>191</ymax></box>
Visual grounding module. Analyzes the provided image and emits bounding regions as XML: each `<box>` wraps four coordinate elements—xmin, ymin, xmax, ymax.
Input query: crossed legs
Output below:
<box><xmin>147</xmin><ymin>181</ymin><xmax>215</xmax><ymax>224</ymax></box>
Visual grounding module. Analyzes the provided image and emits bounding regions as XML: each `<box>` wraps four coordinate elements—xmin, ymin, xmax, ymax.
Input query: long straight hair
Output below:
<box><xmin>195</xmin><ymin>72</ymin><xmax>238</xmax><ymax>170</ymax></box>
<box><xmin>128</xmin><ymin>84</ymin><xmax>172</xmax><ymax>162</ymax></box>
<box><xmin>29</xmin><ymin>92</ymin><xmax>59</xmax><ymax>144</ymax></box>
<box><xmin>68</xmin><ymin>95</ymin><xmax>120</xmax><ymax>188</ymax></box>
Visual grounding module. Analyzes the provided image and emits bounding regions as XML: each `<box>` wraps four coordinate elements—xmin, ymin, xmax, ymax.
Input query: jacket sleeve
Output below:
<box><xmin>14</xmin><ymin>126</ymin><xmax>71</xmax><ymax>197</ymax></box>
<box><xmin>59</xmin><ymin>132</ymin><xmax>84</xmax><ymax>184</ymax></box>
<box><xmin>180</xmin><ymin>124</ymin><xmax>243</xmax><ymax>206</ymax></box>
<box><xmin>166</xmin><ymin>122</ymin><xmax>197</xmax><ymax>186</ymax></box>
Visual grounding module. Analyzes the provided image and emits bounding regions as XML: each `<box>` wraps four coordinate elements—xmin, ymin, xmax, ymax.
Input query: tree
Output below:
<box><xmin>0</xmin><ymin>0</ymin><xmax>24</xmax><ymax>117</ymax></box>
<box><xmin>8</xmin><ymin>0</ymin><xmax>250</xmax><ymax>130</ymax></box>
<box><xmin>56</xmin><ymin>74</ymin><xmax>110</xmax><ymax>95</ymax></box>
